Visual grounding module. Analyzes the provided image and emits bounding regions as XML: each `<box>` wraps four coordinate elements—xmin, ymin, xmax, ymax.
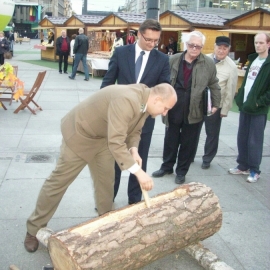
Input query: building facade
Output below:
<box><xmin>11</xmin><ymin>0</ymin><xmax>73</xmax><ymax>37</ymax></box>
<box><xmin>124</xmin><ymin>0</ymin><xmax>270</xmax><ymax>19</ymax></box>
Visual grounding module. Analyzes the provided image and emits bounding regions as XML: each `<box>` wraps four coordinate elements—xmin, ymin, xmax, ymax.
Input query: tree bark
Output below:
<box><xmin>48</xmin><ymin>182</ymin><xmax>222</xmax><ymax>270</ymax></box>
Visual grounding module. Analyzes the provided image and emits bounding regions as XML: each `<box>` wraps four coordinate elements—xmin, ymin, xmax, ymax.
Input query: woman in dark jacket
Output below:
<box><xmin>0</xmin><ymin>31</ymin><xmax>10</xmax><ymax>65</ymax></box>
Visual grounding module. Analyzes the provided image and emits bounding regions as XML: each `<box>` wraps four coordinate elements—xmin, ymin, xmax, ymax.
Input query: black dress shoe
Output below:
<box><xmin>152</xmin><ymin>169</ymin><xmax>173</xmax><ymax>178</ymax></box>
<box><xmin>201</xmin><ymin>162</ymin><xmax>210</xmax><ymax>169</ymax></box>
<box><xmin>59</xmin><ymin>71</ymin><xmax>62</xmax><ymax>74</ymax></box>
<box><xmin>64</xmin><ymin>71</ymin><xmax>68</xmax><ymax>74</ymax></box>
<box><xmin>68</xmin><ymin>76</ymin><xmax>74</xmax><ymax>80</ymax></box>
<box><xmin>175</xmin><ymin>175</ymin><xmax>185</xmax><ymax>184</ymax></box>
<box><xmin>84</xmin><ymin>78</ymin><xmax>89</xmax><ymax>81</ymax></box>
<box><xmin>24</xmin><ymin>232</ymin><xmax>39</xmax><ymax>252</ymax></box>
<box><xmin>128</xmin><ymin>201</ymin><xmax>139</xmax><ymax>205</ymax></box>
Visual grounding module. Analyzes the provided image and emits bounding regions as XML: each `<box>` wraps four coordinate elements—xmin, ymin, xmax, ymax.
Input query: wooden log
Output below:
<box><xmin>48</xmin><ymin>182</ymin><xmax>222</xmax><ymax>270</ymax></box>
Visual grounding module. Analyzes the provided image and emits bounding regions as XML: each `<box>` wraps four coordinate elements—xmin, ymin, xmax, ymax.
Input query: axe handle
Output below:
<box><xmin>136</xmin><ymin>161</ymin><xmax>151</xmax><ymax>207</ymax></box>
<box><xmin>140</xmin><ymin>185</ymin><xmax>151</xmax><ymax>208</ymax></box>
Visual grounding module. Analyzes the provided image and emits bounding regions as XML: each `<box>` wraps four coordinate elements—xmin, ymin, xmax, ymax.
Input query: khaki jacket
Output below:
<box><xmin>207</xmin><ymin>54</ymin><xmax>238</xmax><ymax>116</ymax></box>
<box><xmin>61</xmin><ymin>84</ymin><xmax>150</xmax><ymax>171</ymax></box>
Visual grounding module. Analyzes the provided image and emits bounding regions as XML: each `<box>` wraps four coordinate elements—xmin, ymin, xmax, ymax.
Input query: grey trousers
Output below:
<box><xmin>26</xmin><ymin>140</ymin><xmax>114</xmax><ymax>236</ymax></box>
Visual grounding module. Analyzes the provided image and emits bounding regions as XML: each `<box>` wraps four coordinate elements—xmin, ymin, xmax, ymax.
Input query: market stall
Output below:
<box><xmin>64</xmin><ymin>14</ymin><xmax>110</xmax><ymax>73</ymax></box>
<box><xmin>221</xmin><ymin>8</ymin><xmax>270</xmax><ymax>91</ymax></box>
<box><xmin>159</xmin><ymin>10</ymin><xmax>228</xmax><ymax>54</ymax></box>
<box><xmin>77</xmin><ymin>51</ymin><xmax>110</xmax><ymax>77</ymax></box>
<box><xmin>33</xmin><ymin>17</ymin><xmax>68</xmax><ymax>61</ymax></box>
<box><xmin>73</xmin><ymin>13</ymin><xmax>142</xmax><ymax>76</ymax></box>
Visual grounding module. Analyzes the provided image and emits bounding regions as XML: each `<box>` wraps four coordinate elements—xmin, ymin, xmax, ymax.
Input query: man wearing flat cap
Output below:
<box><xmin>199</xmin><ymin>36</ymin><xmax>238</xmax><ymax>169</ymax></box>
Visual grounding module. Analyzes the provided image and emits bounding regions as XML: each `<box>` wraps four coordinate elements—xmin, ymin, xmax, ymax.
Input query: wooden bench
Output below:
<box><xmin>16</xmin><ymin>37</ymin><xmax>31</xmax><ymax>44</ymax></box>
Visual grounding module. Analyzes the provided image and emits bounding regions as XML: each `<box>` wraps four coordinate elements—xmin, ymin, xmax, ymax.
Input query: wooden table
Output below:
<box><xmin>0</xmin><ymin>83</ymin><xmax>15</xmax><ymax>109</ymax></box>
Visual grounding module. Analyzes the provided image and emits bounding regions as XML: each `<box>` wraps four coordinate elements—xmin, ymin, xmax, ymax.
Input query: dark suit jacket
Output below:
<box><xmin>100</xmin><ymin>44</ymin><xmax>170</xmax><ymax>132</ymax></box>
<box><xmin>56</xmin><ymin>36</ymin><xmax>70</xmax><ymax>55</ymax></box>
<box><xmin>61</xmin><ymin>84</ymin><xmax>150</xmax><ymax>171</ymax></box>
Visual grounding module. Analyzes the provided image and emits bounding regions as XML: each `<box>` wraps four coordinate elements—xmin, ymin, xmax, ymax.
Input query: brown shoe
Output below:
<box><xmin>24</xmin><ymin>232</ymin><xmax>39</xmax><ymax>252</ymax></box>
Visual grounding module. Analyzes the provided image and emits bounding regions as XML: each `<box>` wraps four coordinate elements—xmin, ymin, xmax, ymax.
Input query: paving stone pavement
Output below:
<box><xmin>0</xmin><ymin>40</ymin><xmax>269</xmax><ymax>270</ymax></box>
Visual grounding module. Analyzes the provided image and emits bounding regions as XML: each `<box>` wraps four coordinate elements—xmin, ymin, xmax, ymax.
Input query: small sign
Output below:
<box><xmin>235</xmin><ymin>40</ymin><xmax>246</xmax><ymax>51</ymax></box>
<box><xmin>34</xmin><ymin>44</ymin><xmax>47</xmax><ymax>50</ymax></box>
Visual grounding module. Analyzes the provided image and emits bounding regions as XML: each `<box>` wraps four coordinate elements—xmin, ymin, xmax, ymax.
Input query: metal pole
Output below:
<box><xmin>146</xmin><ymin>0</ymin><xmax>160</xmax><ymax>20</ymax></box>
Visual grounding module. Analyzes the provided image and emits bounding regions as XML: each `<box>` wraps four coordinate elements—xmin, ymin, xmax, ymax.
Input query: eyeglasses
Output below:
<box><xmin>186</xmin><ymin>43</ymin><xmax>203</xmax><ymax>50</ymax></box>
<box><xmin>140</xmin><ymin>32</ymin><xmax>160</xmax><ymax>45</ymax></box>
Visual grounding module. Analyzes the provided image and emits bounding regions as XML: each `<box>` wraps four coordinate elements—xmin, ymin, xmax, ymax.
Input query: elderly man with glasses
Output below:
<box><xmin>152</xmin><ymin>31</ymin><xmax>221</xmax><ymax>184</ymax></box>
<box><xmin>100</xmin><ymin>19</ymin><xmax>170</xmax><ymax>207</ymax></box>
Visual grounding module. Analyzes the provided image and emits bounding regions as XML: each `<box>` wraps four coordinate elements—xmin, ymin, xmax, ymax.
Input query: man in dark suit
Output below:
<box><xmin>101</xmin><ymin>19</ymin><xmax>170</xmax><ymax>205</ymax></box>
<box><xmin>24</xmin><ymin>83</ymin><xmax>177</xmax><ymax>253</ymax></box>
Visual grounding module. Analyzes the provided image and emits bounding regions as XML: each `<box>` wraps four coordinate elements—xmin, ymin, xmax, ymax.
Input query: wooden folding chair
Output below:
<box><xmin>14</xmin><ymin>71</ymin><xmax>46</xmax><ymax>115</ymax></box>
<box><xmin>0</xmin><ymin>66</ymin><xmax>18</xmax><ymax>106</ymax></box>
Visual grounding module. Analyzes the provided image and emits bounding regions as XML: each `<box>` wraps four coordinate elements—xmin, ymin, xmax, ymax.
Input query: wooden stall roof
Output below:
<box><xmin>65</xmin><ymin>15</ymin><xmax>107</xmax><ymax>26</ymax></box>
<box><xmin>225</xmin><ymin>8</ymin><xmax>270</xmax><ymax>30</ymax></box>
<box><xmin>160</xmin><ymin>10</ymin><xmax>227</xmax><ymax>29</ymax></box>
<box><xmin>39</xmin><ymin>18</ymin><xmax>54</xmax><ymax>28</ymax></box>
<box><xmin>99</xmin><ymin>12</ymin><xmax>145</xmax><ymax>27</ymax></box>
<box><xmin>39</xmin><ymin>16</ymin><xmax>68</xmax><ymax>27</ymax></box>
<box><xmin>114</xmin><ymin>13</ymin><xmax>146</xmax><ymax>24</ymax></box>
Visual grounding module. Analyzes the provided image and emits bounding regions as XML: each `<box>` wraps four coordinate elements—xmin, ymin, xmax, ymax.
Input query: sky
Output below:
<box><xmin>70</xmin><ymin>0</ymin><xmax>126</xmax><ymax>15</ymax></box>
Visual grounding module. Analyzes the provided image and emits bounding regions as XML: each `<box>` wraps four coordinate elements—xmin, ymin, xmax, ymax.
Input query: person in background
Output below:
<box><xmin>9</xmin><ymin>31</ymin><xmax>14</xmax><ymax>56</ymax></box>
<box><xmin>126</xmin><ymin>30</ymin><xmax>136</xmax><ymax>44</ymax></box>
<box><xmin>23</xmin><ymin>83</ymin><xmax>177</xmax><ymax>253</ymax></box>
<box><xmin>101</xmin><ymin>19</ymin><xmax>170</xmax><ymax>206</ymax></box>
<box><xmin>110</xmin><ymin>32</ymin><xmax>123</xmax><ymax>56</ymax></box>
<box><xmin>70</xmin><ymin>34</ymin><xmax>77</xmax><ymax>68</ymax></box>
<box><xmin>229</xmin><ymin>32</ymin><xmax>270</xmax><ymax>183</ymax></box>
<box><xmin>14</xmin><ymin>32</ymin><xmax>18</xmax><ymax>43</ymax></box>
<box><xmin>151</xmin><ymin>31</ymin><xmax>221</xmax><ymax>185</ymax></box>
<box><xmin>198</xmin><ymin>36</ymin><xmax>238</xmax><ymax>169</ymax></box>
<box><xmin>48</xmin><ymin>31</ymin><xmax>54</xmax><ymax>45</ymax></box>
<box><xmin>56</xmin><ymin>30</ymin><xmax>70</xmax><ymax>74</ymax></box>
<box><xmin>0</xmin><ymin>31</ymin><xmax>10</xmax><ymax>65</ymax></box>
<box><xmin>69</xmin><ymin>28</ymin><xmax>89</xmax><ymax>81</ymax></box>
<box><xmin>161</xmin><ymin>37</ymin><xmax>177</xmax><ymax>55</ymax></box>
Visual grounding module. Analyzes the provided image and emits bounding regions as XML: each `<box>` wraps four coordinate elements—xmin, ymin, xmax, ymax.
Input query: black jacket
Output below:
<box><xmin>0</xmin><ymin>38</ymin><xmax>10</xmax><ymax>54</ymax></box>
<box><xmin>73</xmin><ymin>34</ymin><xmax>89</xmax><ymax>55</ymax></box>
<box><xmin>56</xmin><ymin>36</ymin><xmax>70</xmax><ymax>55</ymax></box>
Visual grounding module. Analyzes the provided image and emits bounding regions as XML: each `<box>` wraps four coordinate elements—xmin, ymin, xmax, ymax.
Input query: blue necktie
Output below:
<box><xmin>135</xmin><ymin>51</ymin><xmax>145</xmax><ymax>81</ymax></box>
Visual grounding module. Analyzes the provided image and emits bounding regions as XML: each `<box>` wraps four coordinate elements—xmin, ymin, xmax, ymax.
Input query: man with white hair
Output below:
<box><xmin>69</xmin><ymin>28</ymin><xmax>89</xmax><ymax>81</ymax></box>
<box><xmin>152</xmin><ymin>31</ymin><xmax>221</xmax><ymax>184</ymax></box>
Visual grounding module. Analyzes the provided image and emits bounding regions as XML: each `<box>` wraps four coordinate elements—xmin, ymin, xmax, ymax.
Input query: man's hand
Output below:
<box><xmin>211</xmin><ymin>107</ymin><xmax>218</xmax><ymax>114</ymax></box>
<box><xmin>134</xmin><ymin>169</ymin><xmax>154</xmax><ymax>191</ymax></box>
<box><xmin>130</xmin><ymin>147</ymin><xmax>142</xmax><ymax>167</ymax></box>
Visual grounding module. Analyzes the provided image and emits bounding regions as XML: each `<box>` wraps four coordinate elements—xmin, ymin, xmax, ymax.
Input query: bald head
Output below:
<box><xmin>79</xmin><ymin>28</ymin><xmax>84</xmax><ymax>34</ymax></box>
<box><xmin>147</xmin><ymin>83</ymin><xmax>177</xmax><ymax>118</ymax></box>
<box><xmin>151</xmin><ymin>83</ymin><xmax>176</xmax><ymax>100</ymax></box>
<box><xmin>61</xmin><ymin>30</ymin><xmax>66</xmax><ymax>37</ymax></box>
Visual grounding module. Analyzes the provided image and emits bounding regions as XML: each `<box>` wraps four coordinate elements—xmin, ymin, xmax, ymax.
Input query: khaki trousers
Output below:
<box><xmin>27</xmin><ymin>140</ymin><xmax>114</xmax><ymax>236</ymax></box>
